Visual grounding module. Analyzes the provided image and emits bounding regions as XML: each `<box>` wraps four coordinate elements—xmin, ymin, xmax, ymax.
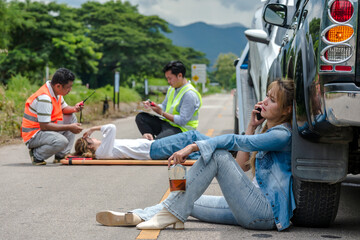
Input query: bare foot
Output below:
<box><xmin>143</xmin><ymin>133</ymin><xmax>154</xmax><ymax>140</ymax></box>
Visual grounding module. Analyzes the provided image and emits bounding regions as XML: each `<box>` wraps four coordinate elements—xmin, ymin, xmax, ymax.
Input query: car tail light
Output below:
<box><xmin>320</xmin><ymin>65</ymin><xmax>333</xmax><ymax>71</ymax></box>
<box><xmin>334</xmin><ymin>65</ymin><xmax>352</xmax><ymax>71</ymax></box>
<box><xmin>325</xmin><ymin>25</ymin><xmax>354</xmax><ymax>42</ymax></box>
<box><xmin>319</xmin><ymin>0</ymin><xmax>356</xmax><ymax>72</ymax></box>
<box><xmin>323</xmin><ymin>44</ymin><xmax>353</xmax><ymax>62</ymax></box>
<box><xmin>330</xmin><ymin>0</ymin><xmax>354</xmax><ymax>22</ymax></box>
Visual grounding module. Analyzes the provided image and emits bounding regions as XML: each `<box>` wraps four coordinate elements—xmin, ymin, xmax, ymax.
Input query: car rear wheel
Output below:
<box><xmin>291</xmin><ymin>177</ymin><xmax>341</xmax><ymax>227</ymax></box>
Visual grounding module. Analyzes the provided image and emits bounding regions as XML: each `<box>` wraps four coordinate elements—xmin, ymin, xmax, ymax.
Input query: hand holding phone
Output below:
<box><xmin>147</xmin><ymin>99</ymin><xmax>156</xmax><ymax>107</ymax></box>
<box><xmin>256</xmin><ymin>107</ymin><xmax>263</xmax><ymax>120</ymax></box>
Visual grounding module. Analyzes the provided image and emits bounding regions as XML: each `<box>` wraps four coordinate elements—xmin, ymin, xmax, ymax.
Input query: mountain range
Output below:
<box><xmin>163</xmin><ymin>22</ymin><xmax>248</xmax><ymax>69</ymax></box>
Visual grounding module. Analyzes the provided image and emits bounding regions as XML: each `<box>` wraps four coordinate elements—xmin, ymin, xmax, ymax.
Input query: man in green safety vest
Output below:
<box><xmin>136</xmin><ymin>60</ymin><xmax>202</xmax><ymax>140</ymax></box>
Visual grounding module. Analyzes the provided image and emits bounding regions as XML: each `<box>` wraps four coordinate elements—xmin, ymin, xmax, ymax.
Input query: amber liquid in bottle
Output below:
<box><xmin>169</xmin><ymin>179</ymin><xmax>186</xmax><ymax>192</ymax></box>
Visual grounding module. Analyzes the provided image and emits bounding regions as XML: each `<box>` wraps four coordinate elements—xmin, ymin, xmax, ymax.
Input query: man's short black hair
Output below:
<box><xmin>51</xmin><ymin>68</ymin><xmax>75</xmax><ymax>86</ymax></box>
<box><xmin>162</xmin><ymin>60</ymin><xmax>186</xmax><ymax>77</ymax></box>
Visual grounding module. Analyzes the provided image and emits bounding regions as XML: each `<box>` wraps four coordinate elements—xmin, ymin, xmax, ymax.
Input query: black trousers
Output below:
<box><xmin>135</xmin><ymin>112</ymin><xmax>182</xmax><ymax>139</ymax></box>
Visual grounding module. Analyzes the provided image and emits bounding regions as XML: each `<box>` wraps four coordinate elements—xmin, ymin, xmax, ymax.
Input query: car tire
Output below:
<box><xmin>291</xmin><ymin>177</ymin><xmax>341</xmax><ymax>227</ymax></box>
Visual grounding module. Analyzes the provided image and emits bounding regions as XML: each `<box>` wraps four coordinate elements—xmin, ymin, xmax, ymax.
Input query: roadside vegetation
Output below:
<box><xmin>0</xmin><ymin>75</ymin><xmax>141</xmax><ymax>144</ymax></box>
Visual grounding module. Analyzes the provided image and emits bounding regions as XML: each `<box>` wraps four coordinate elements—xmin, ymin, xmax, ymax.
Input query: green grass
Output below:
<box><xmin>0</xmin><ymin>75</ymin><xmax>142</xmax><ymax>142</ymax></box>
<box><xmin>63</xmin><ymin>82</ymin><xmax>141</xmax><ymax>105</ymax></box>
<box><xmin>203</xmin><ymin>84</ymin><xmax>222</xmax><ymax>95</ymax></box>
<box><xmin>0</xmin><ymin>75</ymin><xmax>38</xmax><ymax>140</ymax></box>
<box><xmin>148</xmin><ymin>77</ymin><xmax>168</xmax><ymax>86</ymax></box>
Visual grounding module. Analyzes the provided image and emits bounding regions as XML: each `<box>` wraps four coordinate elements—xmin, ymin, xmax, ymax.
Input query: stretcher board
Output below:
<box><xmin>60</xmin><ymin>158</ymin><xmax>196</xmax><ymax>166</ymax></box>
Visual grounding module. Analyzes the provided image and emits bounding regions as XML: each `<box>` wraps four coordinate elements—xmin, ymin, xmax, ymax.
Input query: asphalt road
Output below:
<box><xmin>0</xmin><ymin>93</ymin><xmax>359</xmax><ymax>240</ymax></box>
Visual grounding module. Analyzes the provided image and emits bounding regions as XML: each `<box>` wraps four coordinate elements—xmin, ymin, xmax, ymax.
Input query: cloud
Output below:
<box><xmin>129</xmin><ymin>0</ymin><xmax>261</xmax><ymax>27</ymax></box>
<box><xmin>45</xmin><ymin>0</ymin><xmax>261</xmax><ymax>27</ymax></box>
<box><xmin>219</xmin><ymin>0</ymin><xmax>258</xmax><ymax>11</ymax></box>
<box><xmin>136</xmin><ymin>0</ymin><xmax>160</xmax><ymax>8</ymax></box>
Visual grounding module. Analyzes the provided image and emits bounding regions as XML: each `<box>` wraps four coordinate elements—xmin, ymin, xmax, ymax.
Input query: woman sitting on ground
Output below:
<box><xmin>74</xmin><ymin>124</ymin><xmax>209</xmax><ymax>160</ymax></box>
<box><xmin>96</xmin><ymin>79</ymin><xmax>296</xmax><ymax>231</ymax></box>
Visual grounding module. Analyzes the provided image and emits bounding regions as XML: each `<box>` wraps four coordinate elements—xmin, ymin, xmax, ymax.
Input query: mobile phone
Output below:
<box><xmin>256</xmin><ymin>107</ymin><xmax>263</xmax><ymax>120</ymax></box>
<box><xmin>147</xmin><ymin>99</ymin><xmax>156</xmax><ymax>106</ymax></box>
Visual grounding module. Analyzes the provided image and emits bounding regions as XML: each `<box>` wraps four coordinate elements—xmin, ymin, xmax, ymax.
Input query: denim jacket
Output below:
<box><xmin>195</xmin><ymin>123</ymin><xmax>296</xmax><ymax>231</ymax></box>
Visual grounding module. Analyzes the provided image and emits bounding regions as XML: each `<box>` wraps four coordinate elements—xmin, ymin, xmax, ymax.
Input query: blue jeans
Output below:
<box><xmin>149</xmin><ymin>130</ymin><xmax>209</xmax><ymax>160</ymax></box>
<box><xmin>133</xmin><ymin>150</ymin><xmax>276</xmax><ymax>230</ymax></box>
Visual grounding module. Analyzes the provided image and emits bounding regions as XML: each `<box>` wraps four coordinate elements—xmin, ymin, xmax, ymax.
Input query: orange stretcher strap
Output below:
<box><xmin>60</xmin><ymin>158</ymin><xmax>196</xmax><ymax>166</ymax></box>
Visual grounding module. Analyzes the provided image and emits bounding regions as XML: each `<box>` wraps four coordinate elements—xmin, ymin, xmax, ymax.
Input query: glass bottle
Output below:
<box><xmin>168</xmin><ymin>164</ymin><xmax>187</xmax><ymax>192</ymax></box>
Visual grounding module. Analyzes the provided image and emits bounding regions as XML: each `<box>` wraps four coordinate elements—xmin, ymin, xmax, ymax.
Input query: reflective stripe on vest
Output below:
<box><xmin>163</xmin><ymin>83</ymin><xmax>202</xmax><ymax>132</ymax></box>
<box><xmin>21</xmin><ymin>84</ymin><xmax>63</xmax><ymax>143</ymax></box>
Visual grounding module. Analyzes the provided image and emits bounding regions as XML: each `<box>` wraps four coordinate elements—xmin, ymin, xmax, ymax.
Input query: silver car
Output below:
<box><xmin>245</xmin><ymin>0</ymin><xmax>291</xmax><ymax>101</ymax></box>
<box><xmin>234</xmin><ymin>0</ymin><xmax>292</xmax><ymax>134</ymax></box>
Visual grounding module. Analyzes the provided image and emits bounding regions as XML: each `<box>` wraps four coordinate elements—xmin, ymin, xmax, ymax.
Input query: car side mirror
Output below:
<box><xmin>245</xmin><ymin>29</ymin><xmax>270</xmax><ymax>45</ymax></box>
<box><xmin>263</xmin><ymin>3</ymin><xmax>288</xmax><ymax>27</ymax></box>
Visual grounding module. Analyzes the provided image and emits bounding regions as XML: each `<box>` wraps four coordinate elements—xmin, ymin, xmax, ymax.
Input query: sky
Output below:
<box><xmin>52</xmin><ymin>0</ymin><xmax>262</xmax><ymax>28</ymax></box>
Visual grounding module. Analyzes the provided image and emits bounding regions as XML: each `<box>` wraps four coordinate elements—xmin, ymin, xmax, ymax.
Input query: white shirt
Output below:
<box><xmin>95</xmin><ymin>124</ymin><xmax>154</xmax><ymax>159</ymax></box>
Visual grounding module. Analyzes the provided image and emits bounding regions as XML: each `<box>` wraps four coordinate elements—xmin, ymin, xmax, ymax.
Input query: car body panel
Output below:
<box><xmin>265</xmin><ymin>0</ymin><xmax>359</xmax><ymax>180</ymax></box>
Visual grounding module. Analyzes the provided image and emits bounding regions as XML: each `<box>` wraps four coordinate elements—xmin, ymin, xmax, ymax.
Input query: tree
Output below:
<box><xmin>213</xmin><ymin>52</ymin><xmax>238</xmax><ymax>90</ymax></box>
<box><xmin>0</xmin><ymin>0</ymin><xmax>9</xmax><ymax>48</ymax></box>
<box><xmin>0</xmin><ymin>0</ymin><xmax>209</xmax><ymax>88</ymax></box>
<box><xmin>77</xmin><ymin>0</ymin><xmax>209</xmax><ymax>88</ymax></box>
<box><xmin>0</xmin><ymin>1</ymin><xmax>101</xmax><ymax>84</ymax></box>
<box><xmin>52</xmin><ymin>33</ymin><xmax>102</xmax><ymax>75</ymax></box>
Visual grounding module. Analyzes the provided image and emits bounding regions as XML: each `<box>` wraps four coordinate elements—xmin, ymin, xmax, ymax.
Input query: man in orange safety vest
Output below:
<box><xmin>21</xmin><ymin>68</ymin><xmax>83</xmax><ymax>165</ymax></box>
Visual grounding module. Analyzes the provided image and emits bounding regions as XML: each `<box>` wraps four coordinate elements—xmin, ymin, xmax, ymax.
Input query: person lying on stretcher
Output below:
<box><xmin>74</xmin><ymin>124</ymin><xmax>209</xmax><ymax>160</ymax></box>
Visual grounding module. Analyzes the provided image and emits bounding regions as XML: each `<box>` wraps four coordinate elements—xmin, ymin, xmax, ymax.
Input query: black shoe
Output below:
<box><xmin>53</xmin><ymin>153</ymin><xmax>69</xmax><ymax>163</ymax></box>
<box><xmin>29</xmin><ymin>149</ymin><xmax>46</xmax><ymax>166</ymax></box>
<box><xmin>53</xmin><ymin>156</ymin><xmax>63</xmax><ymax>163</ymax></box>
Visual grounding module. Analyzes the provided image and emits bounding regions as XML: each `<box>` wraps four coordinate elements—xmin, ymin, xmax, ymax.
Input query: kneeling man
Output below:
<box><xmin>21</xmin><ymin>68</ymin><xmax>83</xmax><ymax>165</ymax></box>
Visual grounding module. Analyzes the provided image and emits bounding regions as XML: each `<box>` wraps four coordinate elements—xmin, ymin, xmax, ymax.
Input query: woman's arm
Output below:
<box><xmin>235</xmin><ymin>124</ymin><xmax>256</xmax><ymax>171</ymax></box>
<box><xmin>195</xmin><ymin>125</ymin><xmax>291</xmax><ymax>166</ymax></box>
<box><xmin>167</xmin><ymin>102</ymin><xmax>269</xmax><ymax>167</ymax></box>
<box><xmin>167</xmin><ymin>127</ymin><xmax>290</xmax><ymax>167</ymax></box>
<box><xmin>168</xmin><ymin>143</ymin><xmax>199</xmax><ymax>167</ymax></box>
<box><xmin>83</xmin><ymin>125</ymin><xmax>101</xmax><ymax>138</ymax></box>
<box><xmin>91</xmin><ymin>124</ymin><xmax>116</xmax><ymax>158</ymax></box>
<box><xmin>235</xmin><ymin>102</ymin><xmax>264</xmax><ymax>171</ymax></box>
